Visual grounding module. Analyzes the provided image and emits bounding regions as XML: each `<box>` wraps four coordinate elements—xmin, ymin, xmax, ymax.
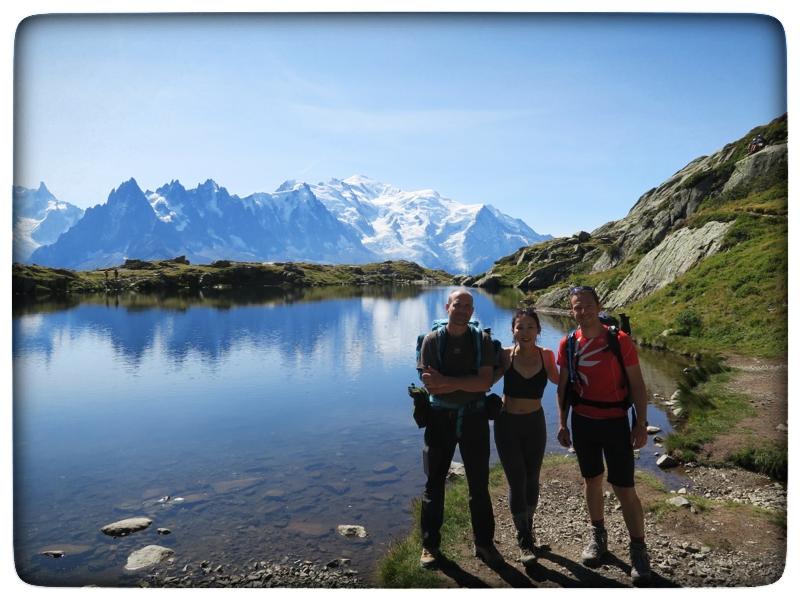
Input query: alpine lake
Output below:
<box><xmin>13</xmin><ymin>285</ymin><xmax>690</xmax><ymax>586</ymax></box>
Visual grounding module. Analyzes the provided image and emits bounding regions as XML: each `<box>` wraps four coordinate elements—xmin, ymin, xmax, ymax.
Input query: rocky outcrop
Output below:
<box><xmin>722</xmin><ymin>143</ymin><xmax>787</xmax><ymax>195</ymax></box>
<box><xmin>519</xmin><ymin>258</ymin><xmax>580</xmax><ymax>291</ymax></box>
<box><xmin>473</xmin><ymin>274</ymin><xmax>501</xmax><ymax>291</ymax></box>
<box><xmin>534</xmin><ymin>286</ymin><xmax>571</xmax><ymax>310</ymax></box>
<box><xmin>591</xmin><ymin>140</ymin><xmax>786</xmax><ymax>266</ymax></box>
<box><xmin>483</xmin><ymin>232</ymin><xmax>606</xmax><ymax>292</ymax></box>
<box><xmin>603</xmin><ymin>220</ymin><xmax>732</xmax><ymax>308</ymax></box>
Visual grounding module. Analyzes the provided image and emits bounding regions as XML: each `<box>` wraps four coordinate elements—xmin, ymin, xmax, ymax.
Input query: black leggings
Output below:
<box><xmin>493</xmin><ymin>408</ymin><xmax>547</xmax><ymax>515</ymax></box>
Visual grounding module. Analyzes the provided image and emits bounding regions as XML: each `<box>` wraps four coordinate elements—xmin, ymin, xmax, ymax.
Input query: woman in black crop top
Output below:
<box><xmin>491</xmin><ymin>308</ymin><xmax>559</xmax><ymax>566</ymax></box>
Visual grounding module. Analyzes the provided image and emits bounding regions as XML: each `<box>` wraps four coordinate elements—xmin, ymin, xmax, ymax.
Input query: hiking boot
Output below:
<box><xmin>518</xmin><ymin>542</ymin><xmax>537</xmax><ymax>567</ymax></box>
<box><xmin>419</xmin><ymin>547</ymin><xmax>440</xmax><ymax>569</ymax></box>
<box><xmin>513</xmin><ymin>512</ymin><xmax>537</xmax><ymax>566</ymax></box>
<box><xmin>580</xmin><ymin>526</ymin><xmax>608</xmax><ymax>566</ymax></box>
<box><xmin>474</xmin><ymin>543</ymin><xmax>505</xmax><ymax>568</ymax></box>
<box><xmin>629</xmin><ymin>541</ymin><xmax>652</xmax><ymax>585</ymax></box>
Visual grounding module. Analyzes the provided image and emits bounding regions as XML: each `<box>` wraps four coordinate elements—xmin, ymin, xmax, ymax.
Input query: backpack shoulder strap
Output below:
<box><xmin>435</xmin><ymin>324</ymin><xmax>448</xmax><ymax>368</ymax></box>
<box><xmin>566</xmin><ymin>329</ymin><xmax>578</xmax><ymax>384</ymax></box>
<box><xmin>469</xmin><ymin>323</ymin><xmax>483</xmax><ymax>371</ymax></box>
<box><xmin>606</xmin><ymin>326</ymin><xmax>628</xmax><ymax>385</ymax></box>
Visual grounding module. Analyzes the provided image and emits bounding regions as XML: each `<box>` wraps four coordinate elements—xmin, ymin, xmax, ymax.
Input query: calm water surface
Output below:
<box><xmin>13</xmin><ymin>286</ymin><xmax>688</xmax><ymax>586</ymax></box>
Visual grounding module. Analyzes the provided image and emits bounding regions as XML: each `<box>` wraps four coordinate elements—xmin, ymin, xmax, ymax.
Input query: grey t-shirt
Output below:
<box><xmin>417</xmin><ymin>328</ymin><xmax>496</xmax><ymax>405</ymax></box>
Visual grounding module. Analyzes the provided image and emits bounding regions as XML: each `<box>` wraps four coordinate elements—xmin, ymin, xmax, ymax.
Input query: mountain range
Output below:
<box><xmin>12</xmin><ymin>183</ymin><xmax>84</xmax><ymax>263</ymax></box>
<box><xmin>17</xmin><ymin>175</ymin><xmax>549</xmax><ymax>273</ymax></box>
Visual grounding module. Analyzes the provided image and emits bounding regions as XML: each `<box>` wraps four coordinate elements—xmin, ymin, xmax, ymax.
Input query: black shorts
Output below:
<box><xmin>571</xmin><ymin>412</ymin><xmax>635</xmax><ymax>488</ymax></box>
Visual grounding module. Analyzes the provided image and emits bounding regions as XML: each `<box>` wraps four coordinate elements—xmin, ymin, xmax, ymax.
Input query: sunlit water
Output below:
<box><xmin>13</xmin><ymin>286</ymin><xmax>688</xmax><ymax>586</ymax></box>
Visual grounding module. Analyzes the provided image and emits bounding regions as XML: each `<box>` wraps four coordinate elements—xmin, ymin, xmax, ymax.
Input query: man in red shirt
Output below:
<box><xmin>556</xmin><ymin>286</ymin><xmax>651</xmax><ymax>585</ymax></box>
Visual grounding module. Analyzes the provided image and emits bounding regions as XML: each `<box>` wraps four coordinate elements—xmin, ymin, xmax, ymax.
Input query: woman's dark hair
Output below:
<box><xmin>512</xmin><ymin>307</ymin><xmax>541</xmax><ymax>334</ymax></box>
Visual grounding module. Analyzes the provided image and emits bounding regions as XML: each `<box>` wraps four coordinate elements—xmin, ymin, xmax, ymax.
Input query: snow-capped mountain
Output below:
<box><xmin>30</xmin><ymin>179</ymin><xmax>185</xmax><ymax>270</ymax></box>
<box><xmin>145</xmin><ymin>178</ymin><xmax>374</xmax><ymax>265</ymax></box>
<box><xmin>311</xmin><ymin>175</ymin><xmax>549</xmax><ymax>273</ymax></box>
<box><xmin>13</xmin><ymin>183</ymin><xmax>84</xmax><ymax>262</ymax></box>
<box><xmin>24</xmin><ymin>176</ymin><xmax>549</xmax><ymax>273</ymax></box>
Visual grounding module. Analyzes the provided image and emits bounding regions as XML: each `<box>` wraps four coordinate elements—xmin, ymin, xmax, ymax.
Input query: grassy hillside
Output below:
<box><xmin>628</xmin><ymin>184</ymin><xmax>787</xmax><ymax>358</ymax></box>
<box><xmin>549</xmin><ymin>187</ymin><xmax>787</xmax><ymax>359</ymax></box>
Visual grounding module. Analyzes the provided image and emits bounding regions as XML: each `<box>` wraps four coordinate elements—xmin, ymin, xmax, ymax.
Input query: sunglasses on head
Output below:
<box><xmin>569</xmin><ymin>285</ymin><xmax>596</xmax><ymax>295</ymax></box>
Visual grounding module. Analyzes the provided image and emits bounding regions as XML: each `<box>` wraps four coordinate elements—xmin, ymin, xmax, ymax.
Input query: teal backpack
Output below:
<box><xmin>411</xmin><ymin>319</ymin><xmax>501</xmax><ymax>434</ymax></box>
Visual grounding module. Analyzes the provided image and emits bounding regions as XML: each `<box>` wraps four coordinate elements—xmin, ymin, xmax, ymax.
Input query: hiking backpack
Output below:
<box><xmin>411</xmin><ymin>319</ymin><xmax>501</xmax><ymax>433</ymax></box>
<box><xmin>566</xmin><ymin>325</ymin><xmax>632</xmax><ymax>412</ymax></box>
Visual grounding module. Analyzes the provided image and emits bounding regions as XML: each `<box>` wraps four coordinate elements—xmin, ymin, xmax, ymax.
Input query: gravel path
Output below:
<box><xmin>426</xmin><ymin>458</ymin><xmax>786</xmax><ymax>588</ymax></box>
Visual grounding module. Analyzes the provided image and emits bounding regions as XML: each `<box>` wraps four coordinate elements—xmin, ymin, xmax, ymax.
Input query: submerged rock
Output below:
<box><xmin>337</xmin><ymin>525</ymin><xmax>367</xmax><ymax>538</ymax></box>
<box><xmin>39</xmin><ymin>544</ymin><xmax>92</xmax><ymax>558</ymax></box>
<box><xmin>363</xmin><ymin>473</ymin><xmax>400</xmax><ymax>486</ymax></box>
<box><xmin>211</xmin><ymin>477</ymin><xmax>262</xmax><ymax>494</ymax></box>
<box><xmin>101</xmin><ymin>517</ymin><xmax>153</xmax><ymax>537</ymax></box>
<box><xmin>372</xmin><ymin>462</ymin><xmax>397</xmax><ymax>474</ymax></box>
<box><xmin>262</xmin><ymin>489</ymin><xmax>287</xmax><ymax>500</ymax></box>
<box><xmin>324</xmin><ymin>482</ymin><xmax>350</xmax><ymax>495</ymax></box>
<box><xmin>125</xmin><ymin>545</ymin><xmax>175</xmax><ymax>571</ymax></box>
<box><xmin>285</xmin><ymin>521</ymin><xmax>331</xmax><ymax>538</ymax></box>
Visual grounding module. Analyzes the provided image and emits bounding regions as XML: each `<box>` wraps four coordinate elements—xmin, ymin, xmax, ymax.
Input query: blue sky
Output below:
<box><xmin>14</xmin><ymin>13</ymin><xmax>786</xmax><ymax>236</ymax></box>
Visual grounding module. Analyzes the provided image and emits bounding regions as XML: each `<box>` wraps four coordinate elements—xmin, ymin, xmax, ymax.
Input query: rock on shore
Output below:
<box><xmin>125</xmin><ymin>545</ymin><xmax>175</xmax><ymax>571</ymax></box>
<box><xmin>142</xmin><ymin>557</ymin><xmax>367</xmax><ymax>588</ymax></box>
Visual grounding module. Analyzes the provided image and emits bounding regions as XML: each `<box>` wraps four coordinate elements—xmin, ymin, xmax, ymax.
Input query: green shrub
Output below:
<box><xmin>674</xmin><ymin>309</ymin><xmax>703</xmax><ymax>336</ymax></box>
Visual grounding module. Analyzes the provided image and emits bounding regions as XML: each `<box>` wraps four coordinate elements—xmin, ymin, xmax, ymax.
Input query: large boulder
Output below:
<box><xmin>473</xmin><ymin>274</ymin><xmax>501</xmax><ymax>291</ymax></box>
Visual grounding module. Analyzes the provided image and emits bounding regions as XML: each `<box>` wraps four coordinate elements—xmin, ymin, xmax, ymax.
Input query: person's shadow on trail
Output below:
<box><xmin>434</xmin><ymin>549</ymin><xmax>681</xmax><ymax>588</ymax></box>
<box><xmin>435</xmin><ymin>555</ymin><xmax>491</xmax><ymax>588</ymax></box>
<box><xmin>529</xmin><ymin>549</ymin><xmax>682</xmax><ymax>588</ymax></box>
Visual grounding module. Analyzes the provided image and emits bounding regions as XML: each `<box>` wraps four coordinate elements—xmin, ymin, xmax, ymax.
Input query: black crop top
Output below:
<box><xmin>503</xmin><ymin>348</ymin><xmax>548</xmax><ymax>399</ymax></box>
